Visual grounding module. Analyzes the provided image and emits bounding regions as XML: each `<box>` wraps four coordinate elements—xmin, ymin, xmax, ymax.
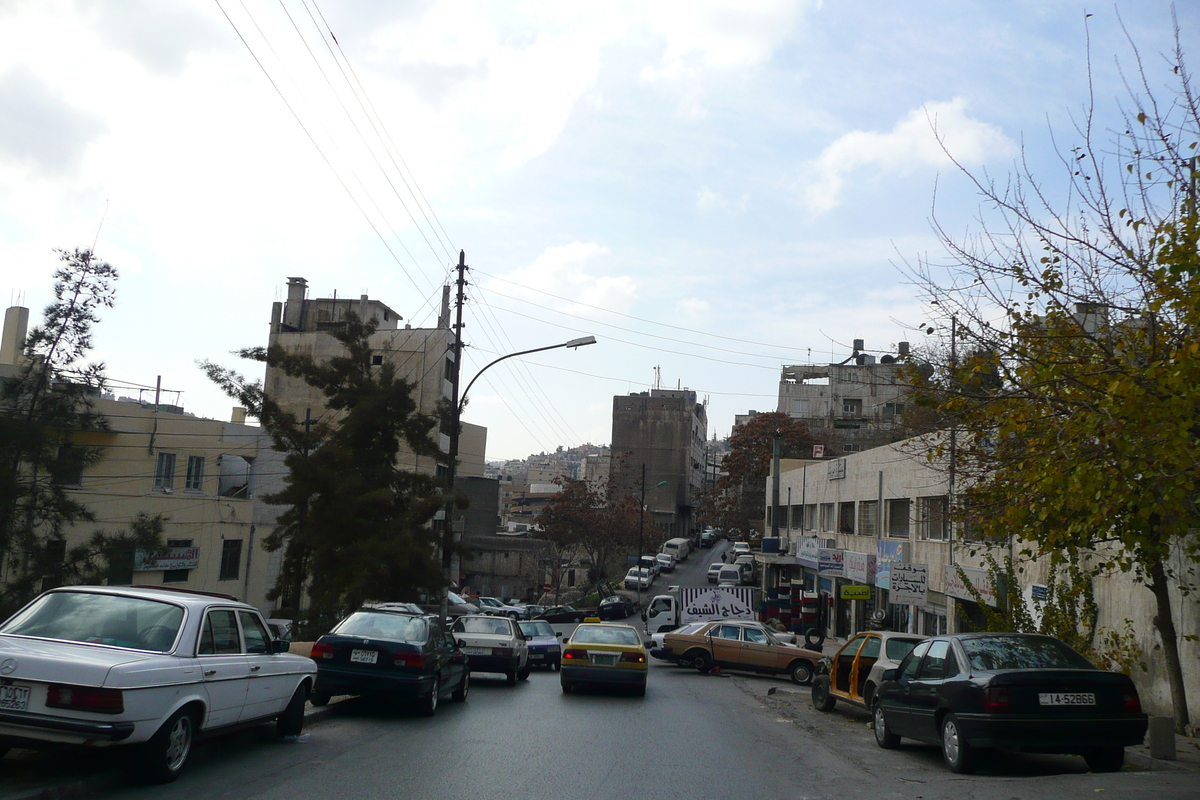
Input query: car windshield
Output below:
<box><xmin>572</xmin><ymin>625</ymin><xmax>641</xmax><ymax>646</ymax></box>
<box><xmin>334</xmin><ymin>612</ymin><xmax>428</xmax><ymax>644</ymax></box>
<box><xmin>1</xmin><ymin>591</ymin><xmax>185</xmax><ymax>652</ymax></box>
<box><xmin>886</xmin><ymin>637</ymin><xmax>922</xmax><ymax>660</ymax></box>
<box><xmin>962</xmin><ymin>636</ymin><xmax>1096</xmax><ymax>671</ymax></box>
<box><xmin>519</xmin><ymin>621</ymin><xmax>554</xmax><ymax>638</ymax></box>
<box><xmin>453</xmin><ymin>617</ymin><xmax>512</xmax><ymax>636</ymax></box>
<box><xmin>676</xmin><ymin>623</ymin><xmax>705</xmax><ymax>635</ymax></box>
<box><xmin>447</xmin><ymin>592</ymin><xmax>468</xmax><ymax>605</ymax></box>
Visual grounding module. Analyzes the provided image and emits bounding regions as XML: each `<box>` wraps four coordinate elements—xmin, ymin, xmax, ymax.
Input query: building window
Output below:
<box><xmin>842</xmin><ymin>398</ymin><xmax>863</xmax><ymax>416</ymax></box>
<box><xmin>820</xmin><ymin>503</ymin><xmax>835</xmax><ymax>532</ymax></box>
<box><xmin>219</xmin><ymin>539</ymin><xmax>242</xmax><ymax>581</ymax></box>
<box><xmin>789</xmin><ymin>505</ymin><xmax>802</xmax><ymax>529</ymax></box>
<box><xmin>920</xmin><ymin>495</ymin><xmax>949</xmax><ymax>540</ymax></box>
<box><xmin>53</xmin><ymin>446</ymin><xmax>86</xmax><ymax>486</ymax></box>
<box><xmin>804</xmin><ymin>504</ymin><xmax>817</xmax><ymax>531</ymax></box>
<box><xmin>163</xmin><ymin>538</ymin><xmax>192</xmax><ymax>583</ymax></box>
<box><xmin>858</xmin><ymin>500</ymin><xmax>878</xmax><ymax>536</ymax></box>
<box><xmin>371</xmin><ymin>354</ymin><xmax>384</xmax><ymax>366</ymax></box>
<box><xmin>838</xmin><ymin>502</ymin><xmax>855</xmax><ymax>535</ymax></box>
<box><xmin>154</xmin><ymin>452</ymin><xmax>176</xmax><ymax>491</ymax></box>
<box><xmin>887</xmin><ymin>498</ymin><xmax>911</xmax><ymax>538</ymax></box>
<box><xmin>882</xmin><ymin>402</ymin><xmax>905</xmax><ymax>418</ymax></box>
<box><xmin>185</xmin><ymin>456</ymin><xmax>205</xmax><ymax>491</ymax></box>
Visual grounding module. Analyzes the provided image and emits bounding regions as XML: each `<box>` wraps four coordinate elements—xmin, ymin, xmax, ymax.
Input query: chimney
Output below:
<box><xmin>231</xmin><ymin>407</ymin><xmax>247</xmax><ymax>424</ymax></box>
<box><xmin>1</xmin><ymin>306</ymin><xmax>29</xmax><ymax>366</ymax></box>
<box><xmin>284</xmin><ymin>277</ymin><xmax>307</xmax><ymax>329</ymax></box>
<box><xmin>898</xmin><ymin>341</ymin><xmax>910</xmax><ymax>356</ymax></box>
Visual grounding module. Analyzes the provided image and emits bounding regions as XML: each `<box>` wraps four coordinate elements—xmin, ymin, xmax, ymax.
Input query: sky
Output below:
<box><xmin>0</xmin><ymin>1</ymin><xmax>1195</xmax><ymax>461</ymax></box>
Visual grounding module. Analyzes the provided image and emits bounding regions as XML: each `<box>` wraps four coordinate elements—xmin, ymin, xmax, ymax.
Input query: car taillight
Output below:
<box><xmin>563</xmin><ymin>649</ymin><xmax>588</xmax><ymax>660</ymax></box>
<box><xmin>310</xmin><ymin>641</ymin><xmax>334</xmax><ymax>659</ymax></box>
<box><xmin>46</xmin><ymin>684</ymin><xmax>124</xmax><ymax>715</ymax></box>
<box><xmin>1123</xmin><ymin>688</ymin><xmax>1142</xmax><ymax>714</ymax></box>
<box><xmin>492</xmin><ymin>647</ymin><xmax>513</xmax><ymax>658</ymax></box>
<box><xmin>394</xmin><ymin>653</ymin><xmax>425</xmax><ymax>668</ymax></box>
<box><xmin>620</xmin><ymin>651</ymin><xmax>646</xmax><ymax>663</ymax></box>
<box><xmin>983</xmin><ymin>686</ymin><xmax>1010</xmax><ymax>713</ymax></box>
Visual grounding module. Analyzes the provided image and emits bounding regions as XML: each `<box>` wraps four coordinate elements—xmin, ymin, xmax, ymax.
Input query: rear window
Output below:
<box><xmin>453</xmin><ymin>617</ymin><xmax>514</xmax><ymax>636</ymax></box>
<box><xmin>334</xmin><ymin>612</ymin><xmax>428</xmax><ymax>644</ymax></box>
<box><xmin>572</xmin><ymin>625</ymin><xmax>641</xmax><ymax>646</ymax></box>
<box><xmin>962</xmin><ymin>636</ymin><xmax>1096</xmax><ymax>671</ymax></box>
<box><xmin>2</xmin><ymin>591</ymin><xmax>185</xmax><ymax>652</ymax></box>
<box><xmin>886</xmin><ymin>637</ymin><xmax>922</xmax><ymax>660</ymax></box>
<box><xmin>519</xmin><ymin>621</ymin><xmax>554</xmax><ymax>638</ymax></box>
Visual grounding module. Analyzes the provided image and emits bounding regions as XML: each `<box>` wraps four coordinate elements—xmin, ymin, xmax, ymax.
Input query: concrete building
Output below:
<box><xmin>776</xmin><ymin>339</ymin><xmax>913</xmax><ymax>453</ymax></box>
<box><xmin>760</xmin><ymin>434</ymin><xmax>1199</xmax><ymax>722</ymax></box>
<box><xmin>610</xmin><ymin>388</ymin><xmax>708</xmax><ymax>540</ymax></box>
<box><xmin>266</xmin><ymin>277</ymin><xmax>455</xmax><ymax>478</ymax></box>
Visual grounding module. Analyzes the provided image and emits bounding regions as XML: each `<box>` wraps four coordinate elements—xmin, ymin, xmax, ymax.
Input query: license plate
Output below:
<box><xmin>350</xmin><ymin>649</ymin><xmax>378</xmax><ymax>664</ymax></box>
<box><xmin>530</xmin><ymin>654</ymin><xmax>544</xmax><ymax>660</ymax></box>
<box><xmin>591</xmin><ymin>653</ymin><xmax>618</xmax><ymax>666</ymax></box>
<box><xmin>0</xmin><ymin>685</ymin><xmax>29</xmax><ymax>712</ymax></box>
<box><xmin>1038</xmin><ymin>692</ymin><xmax>1095</xmax><ymax>706</ymax></box>
<box><xmin>463</xmin><ymin>647</ymin><xmax>490</xmax><ymax>656</ymax></box>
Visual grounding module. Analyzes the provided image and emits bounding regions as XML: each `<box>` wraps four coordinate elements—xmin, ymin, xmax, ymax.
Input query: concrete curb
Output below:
<box><xmin>0</xmin><ymin>769</ymin><xmax>124</xmax><ymax>800</ymax></box>
<box><xmin>1124</xmin><ymin>749</ymin><xmax>1200</xmax><ymax>772</ymax></box>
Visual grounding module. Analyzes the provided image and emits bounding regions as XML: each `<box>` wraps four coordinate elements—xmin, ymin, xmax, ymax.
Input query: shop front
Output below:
<box><xmin>943</xmin><ymin>564</ymin><xmax>1000</xmax><ymax>632</ymax></box>
<box><xmin>817</xmin><ymin>547</ymin><xmax>847</xmax><ymax>637</ymax></box>
<box><xmin>842</xmin><ymin>549</ymin><xmax>878</xmax><ymax>635</ymax></box>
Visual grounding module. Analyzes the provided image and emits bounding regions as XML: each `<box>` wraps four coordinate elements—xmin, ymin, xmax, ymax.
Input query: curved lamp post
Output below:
<box><xmin>440</xmin><ymin>334</ymin><xmax>597</xmax><ymax>623</ymax></box>
<box><xmin>637</xmin><ymin>464</ymin><xmax>669</xmax><ymax>610</ymax></box>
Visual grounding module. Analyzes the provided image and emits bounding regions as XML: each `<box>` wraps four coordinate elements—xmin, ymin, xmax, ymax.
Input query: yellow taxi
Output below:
<box><xmin>560</xmin><ymin>623</ymin><xmax>648</xmax><ymax>696</ymax></box>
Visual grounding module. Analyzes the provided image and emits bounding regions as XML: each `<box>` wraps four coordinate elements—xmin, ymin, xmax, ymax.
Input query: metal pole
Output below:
<box><xmin>441</xmin><ymin>252</ymin><xmax>467</xmax><ymax>625</ymax></box>
<box><xmin>638</xmin><ymin>463</ymin><xmax>646</xmax><ymax>609</ymax></box>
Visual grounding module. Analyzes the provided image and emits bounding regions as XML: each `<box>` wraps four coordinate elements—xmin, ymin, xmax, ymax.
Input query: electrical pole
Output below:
<box><xmin>441</xmin><ymin>251</ymin><xmax>467</xmax><ymax>625</ymax></box>
<box><xmin>638</xmin><ymin>463</ymin><xmax>646</xmax><ymax>609</ymax></box>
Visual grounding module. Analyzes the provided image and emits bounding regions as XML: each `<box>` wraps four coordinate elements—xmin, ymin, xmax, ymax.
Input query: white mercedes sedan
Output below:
<box><xmin>0</xmin><ymin>585</ymin><xmax>316</xmax><ymax>783</ymax></box>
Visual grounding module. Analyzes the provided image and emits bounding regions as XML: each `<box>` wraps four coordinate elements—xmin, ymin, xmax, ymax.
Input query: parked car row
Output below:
<box><xmin>811</xmin><ymin>631</ymin><xmax>1149</xmax><ymax>774</ymax></box>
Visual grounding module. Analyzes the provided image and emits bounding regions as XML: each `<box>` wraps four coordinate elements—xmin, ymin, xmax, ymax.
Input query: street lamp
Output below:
<box><xmin>637</xmin><ymin>463</ymin><xmax>668</xmax><ymax>610</ymax></box>
<box><xmin>440</xmin><ymin>333</ymin><xmax>598</xmax><ymax>623</ymax></box>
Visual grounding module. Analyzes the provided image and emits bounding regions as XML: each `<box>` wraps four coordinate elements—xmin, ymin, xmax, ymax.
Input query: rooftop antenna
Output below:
<box><xmin>653</xmin><ymin>366</ymin><xmax>662</xmax><ymax>390</ymax></box>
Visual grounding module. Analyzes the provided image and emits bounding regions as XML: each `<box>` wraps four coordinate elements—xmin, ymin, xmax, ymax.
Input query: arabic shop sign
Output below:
<box><xmin>827</xmin><ymin>458</ymin><xmax>846</xmax><ymax>480</ymax></box>
<box><xmin>797</xmin><ymin>537</ymin><xmax>823</xmax><ymax>568</ymax></box>
<box><xmin>840</xmin><ymin>584</ymin><xmax>871</xmax><ymax>601</ymax></box>
<box><xmin>874</xmin><ymin>540</ymin><xmax>907</xmax><ymax>589</ymax></box>
<box><xmin>134</xmin><ymin>546</ymin><xmax>200</xmax><ymax>572</ymax></box>
<box><xmin>682</xmin><ymin>588</ymin><xmax>755</xmax><ymax>620</ymax></box>
<box><xmin>943</xmin><ymin>565</ymin><xmax>1000</xmax><ymax>607</ymax></box>
<box><xmin>844</xmin><ymin>551</ymin><xmax>877</xmax><ymax>584</ymax></box>
<box><xmin>889</xmin><ymin>563</ymin><xmax>928</xmax><ymax>606</ymax></box>
<box><xmin>817</xmin><ymin>548</ymin><xmax>844</xmax><ymax>577</ymax></box>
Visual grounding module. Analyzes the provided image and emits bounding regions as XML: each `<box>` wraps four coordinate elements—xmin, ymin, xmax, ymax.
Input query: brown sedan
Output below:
<box><xmin>651</xmin><ymin>620</ymin><xmax>825</xmax><ymax>684</ymax></box>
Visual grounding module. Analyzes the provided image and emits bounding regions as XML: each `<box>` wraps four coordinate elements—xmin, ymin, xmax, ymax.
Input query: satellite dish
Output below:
<box><xmin>871</xmin><ymin>608</ymin><xmax>887</xmax><ymax>623</ymax></box>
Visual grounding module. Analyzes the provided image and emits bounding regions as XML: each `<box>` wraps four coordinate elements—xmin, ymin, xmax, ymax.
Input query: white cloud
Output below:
<box><xmin>494</xmin><ymin>241</ymin><xmax>636</xmax><ymax>313</ymax></box>
<box><xmin>801</xmin><ymin>97</ymin><xmax>1016</xmax><ymax>214</ymax></box>
<box><xmin>676</xmin><ymin>297</ymin><xmax>710</xmax><ymax>316</ymax></box>
<box><xmin>696</xmin><ymin>186</ymin><xmax>722</xmax><ymax>212</ymax></box>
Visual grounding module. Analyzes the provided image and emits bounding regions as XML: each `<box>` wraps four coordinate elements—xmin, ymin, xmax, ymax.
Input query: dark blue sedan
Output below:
<box><xmin>873</xmin><ymin>633</ymin><xmax>1148</xmax><ymax>773</ymax></box>
<box><xmin>309</xmin><ymin>609</ymin><xmax>469</xmax><ymax>716</ymax></box>
<box><xmin>518</xmin><ymin>620</ymin><xmax>562</xmax><ymax>670</ymax></box>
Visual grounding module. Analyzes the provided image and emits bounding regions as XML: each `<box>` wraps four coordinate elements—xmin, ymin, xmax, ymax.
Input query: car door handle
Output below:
<box><xmin>250</xmin><ymin>665</ymin><xmax>261</xmax><ymax>672</ymax></box>
<box><xmin>204</xmin><ymin>670</ymin><xmax>217</xmax><ymax>677</ymax></box>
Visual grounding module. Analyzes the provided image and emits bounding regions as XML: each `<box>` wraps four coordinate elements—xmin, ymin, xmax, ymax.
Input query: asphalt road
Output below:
<box><xmin>84</xmin><ymin>652</ymin><xmax>1199</xmax><ymax>800</ymax></box>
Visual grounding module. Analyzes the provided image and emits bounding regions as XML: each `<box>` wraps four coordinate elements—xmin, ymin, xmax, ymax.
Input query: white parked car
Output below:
<box><xmin>449</xmin><ymin>616</ymin><xmax>529</xmax><ymax>685</ymax></box>
<box><xmin>638</xmin><ymin>556</ymin><xmax>661</xmax><ymax>576</ymax></box>
<box><xmin>474</xmin><ymin>597</ymin><xmax>525</xmax><ymax>619</ymax></box>
<box><xmin>0</xmin><ymin>586</ymin><xmax>316</xmax><ymax>783</ymax></box>
<box><xmin>655</xmin><ymin>553</ymin><xmax>677</xmax><ymax>573</ymax></box>
<box><xmin>624</xmin><ymin>568</ymin><xmax>654</xmax><ymax>590</ymax></box>
<box><xmin>706</xmin><ymin>562</ymin><xmax>724</xmax><ymax>583</ymax></box>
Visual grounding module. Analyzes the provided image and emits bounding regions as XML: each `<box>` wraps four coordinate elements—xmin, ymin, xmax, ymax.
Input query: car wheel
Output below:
<box><xmin>561</xmin><ymin>680</ymin><xmax>573</xmax><ymax>693</ymax></box>
<box><xmin>811</xmin><ymin>675</ymin><xmax>836</xmax><ymax>712</ymax></box>
<box><xmin>789</xmin><ymin>660</ymin><xmax>814</xmax><ymax>686</ymax></box>
<box><xmin>632</xmin><ymin>683</ymin><xmax>647</xmax><ymax>697</ymax></box>
<box><xmin>941</xmin><ymin>713</ymin><xmax>975</xmax><ymax>773</ymax></box>
<box><xmin>518</xmin><ymin>662</ymin><xmax>531</xmax><ymax>681</ymax></box>
<box><xmin>691</xmin><ymin>652</ymin><xmax>713</xmax><ymax>673</ymax></box>
<box><xmin>873</xmin><ymin>702</ymin><xmax>900</xmax><ymax>749</ymax></box>
<box><xmin>452</xmin><ymin>670</ymin><xmax>470</xmax><ymax>702</ymax></box>
<box><xmin>276</xmin><ymin>684</ymin><xmax>307</xmax><ymax>738</ymax></box>
<box><xmin>552</xmin><ymin>658</ymin><xmax>561</xmax><ymax>672</ymax></box>
<box><xmin>134</xmin><ymin>707</ymin><xmax>195</xmax><ymax>784</ymax></box>
<box><xmin>1084</xmin><ymin>746</ymin><xmax>1125</xmax><ymax>773</ymax></box>
<box><xmin>308</xmin><ymin>691</ymin><xmax>331</xmax><ymax>707</ymax></box>
<box><xmin>416</xmin><ymin>674</ymin><xmax>440</xmax><ymax>717</ymax></box>
<box><xmin>505</xmin><ymin>668</ymin><xmax>517</xmax><ymax>687</ymax></box>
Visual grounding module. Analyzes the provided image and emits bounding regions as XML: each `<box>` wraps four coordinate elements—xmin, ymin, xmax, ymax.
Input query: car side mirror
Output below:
<box><xmin>272</xmin><ymin>639</ymin><xmax>291</xmax><ymax>654</ymax></box>
<box><xmin>555</xmin><ymin>631</ymin><xmax>563</xmax><ymax>638</ymax></box>
<box><xmin>882</xmin><ymin>668</ymin><xmax>897</xmax><ymax>682</ymax></box>
<box><xmin>456</xmin><ymin>639</ymin><xmax>466</xmax><ymax>649</ymax></box>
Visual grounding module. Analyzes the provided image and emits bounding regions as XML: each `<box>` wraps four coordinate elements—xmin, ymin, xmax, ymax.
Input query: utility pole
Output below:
<box><xmin>441</xmin><ymin>251</ymin><xmax>467</xmax><ymax>624</ymax></box>
<box><xmin>291</xmin><ymin>408</ymin><xmax>311</xmax><ymax>629</ymax></box>
<box><xmin>638</xmin><ymin>463</ymin><xmax>647</xmax><ymax>609</ymax></box>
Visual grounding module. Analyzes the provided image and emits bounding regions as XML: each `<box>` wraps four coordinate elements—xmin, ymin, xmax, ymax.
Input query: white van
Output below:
<box><xmin>662</xmin><ymin>537</ymin><xmax>691</xmax><ymax>562</ymax></box>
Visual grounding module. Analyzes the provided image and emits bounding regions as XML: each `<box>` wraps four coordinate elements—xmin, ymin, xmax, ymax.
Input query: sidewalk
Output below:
<box><xmin>1125</xmin><ymin>730</ymin><xmax>1200</xmax><ymax>771</ymax></box>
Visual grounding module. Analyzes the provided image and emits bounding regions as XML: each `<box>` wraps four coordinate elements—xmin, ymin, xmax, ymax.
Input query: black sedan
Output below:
<box><xmin>537</xmin><ymin>605</ymin><xmax>586</xmax><ymax>623</ymax></box>
<box><xmin>873</xmin><ymin>633</ymin><xmax>1148</xmax><ymax>773</ymax></box>
<box><xmin>597</xmin><ymin>595</ymin><xmax>634</xmax><ymax>620</ymax></box>
<box><xmin>309</xmin><ymin>608</ymin><xmax>470</xmax><ymax>715</ymax></box>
